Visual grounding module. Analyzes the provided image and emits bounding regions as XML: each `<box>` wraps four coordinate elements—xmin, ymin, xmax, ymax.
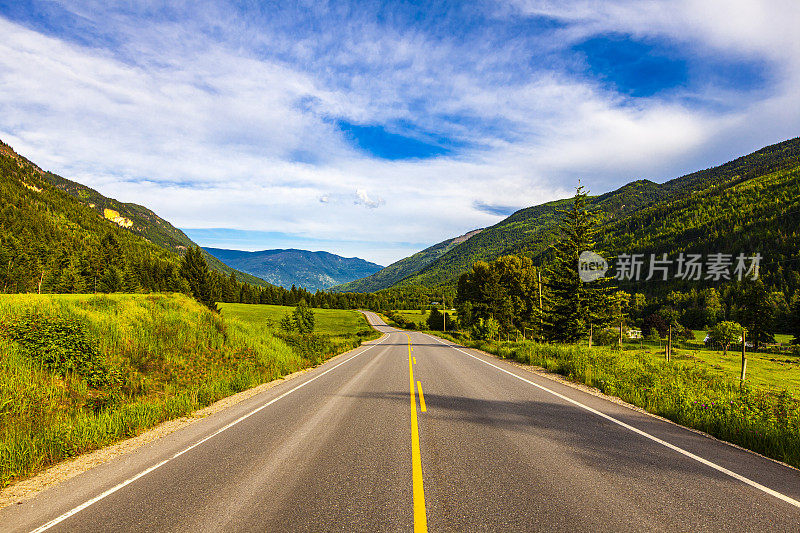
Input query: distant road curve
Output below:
<box><xmin>3</xmin><ymin>312</ymin><xmax>799</xmax><ymax>531</ymax></box>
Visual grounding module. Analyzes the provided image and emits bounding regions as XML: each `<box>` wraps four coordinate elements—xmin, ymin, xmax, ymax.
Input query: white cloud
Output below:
<box><xmin>354</xmin><ymin>189</ymin><xmax>385</xmax><ymax>209</ymax></box>
<box><xmin>0</xmin><ymin>2</ymin><xmax>798</xmax><ymax>264</ymax></box>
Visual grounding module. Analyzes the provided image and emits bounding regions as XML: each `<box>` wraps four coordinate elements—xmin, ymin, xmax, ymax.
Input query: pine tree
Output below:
<box><xmin>544</xmin><ymin>186</ymin><xmax>611</xmax><ymax>342</ymax></box>
<box><xmin>180</xmin><ymin>246</ymin><xmax>218</xmax><ymax>312</ymax></box>
<box><xmin>292</xmin><ymin>299</ymin><xmax>315</xmax><ymax>334</ymax></box>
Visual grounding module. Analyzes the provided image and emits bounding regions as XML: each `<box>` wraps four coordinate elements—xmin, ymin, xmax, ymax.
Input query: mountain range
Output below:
<box><xmin>203</xmin><ymin>248</ymin><xmax>382</xmax><ymax>291</ymax></box>
<box><xmin>334</xmin><ymin>229</ymin><xmax>482</xmax><ymax>293</ymax></box>
<box><xmin>335</xmin><ymin>136</ymin><xmax>800</xmax><ymax>297</ymax></box>
<box><xmin>3</xmin><ymin>134</ymin><xmax>798</xmax><ymax>299</ymax></box>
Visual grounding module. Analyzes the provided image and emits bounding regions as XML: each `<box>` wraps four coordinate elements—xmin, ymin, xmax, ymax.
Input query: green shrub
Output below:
<box><xmin>0</xmin><ymin>311</ymin><xmax>120</xmax><ymax>389</ymax></box>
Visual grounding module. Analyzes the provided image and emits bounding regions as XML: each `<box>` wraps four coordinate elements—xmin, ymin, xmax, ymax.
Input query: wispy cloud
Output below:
<box><xmin>0</xmin><ymin>1</ymin><xmax>798</xmax><ymax>264</ymax></box>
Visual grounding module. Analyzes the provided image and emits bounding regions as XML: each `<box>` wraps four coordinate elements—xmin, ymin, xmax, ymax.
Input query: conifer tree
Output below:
<box><xmin>292</xmin><ymin>299</ymin><xmax>315</xmax><ymax>334</ymax></box>
<box><xmin>180</xmin><ymin>246</ymin><xmax>218</xmax><ymax>312</ymax></box>
<box><xmin>544</xmin><ymin>186</ymin><xmax>611</xmax><ymax>342</ymax></box>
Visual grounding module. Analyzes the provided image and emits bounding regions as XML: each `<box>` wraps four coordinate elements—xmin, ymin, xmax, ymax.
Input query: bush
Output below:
<box><xmin>471</xmin><ymin>317</ymin><xmax>500</xmax><ymax>340</ymax></box>
<box><xmin>593</xmin><ymin>328</ymin><xmax>619</xmax><ymax>346</ymax></box>
<box><xmin>0</xmin><ymin>311</ymin><xmax>120</xmax><ymax>389</ymax></box>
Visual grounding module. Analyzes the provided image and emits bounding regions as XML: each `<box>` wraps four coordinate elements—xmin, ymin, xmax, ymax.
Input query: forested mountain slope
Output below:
<box><xmin>205</xmin><ymin>248</ymin><xmax>382</xmax><ymax>291</ymax></box>
<box><xmin>396</xmin><ymin>136</ymin><xmax>800</xmax><ymax>293</ymax></box>
<box><xmin>333</xmin><ymin>229</ymin><xmax>482</xmax><ymax>293</ymax></box>
<box><xmin>0</xmin><ymin>140</ymin><xmax>269</xmax><ymax>288</ymax></box>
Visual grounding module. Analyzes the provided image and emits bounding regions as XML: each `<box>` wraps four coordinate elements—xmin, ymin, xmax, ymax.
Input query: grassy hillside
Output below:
<box><xmin>206</xmin><ymin>248</ymin><xmax>382</xmax><ymax>291</ymax></box>
<box><xmin>0</xmin><ymin>143</ymin><xmax>187</xmax><ymax>294</ymax></box>
<box><xmin>0</xmin><ymin>140</ymin><xmax>270</xmax><ymax>289</ymax></box>
<box><xmin>0</xmin><ymin>294</ymin><xmax>378</xmax><ymax>487</ymax></box>
<box><xmin>396</xmin><ymin>136</ymin><xmax>800</xmax><ymax>293</ymax></box>
<box><xmin>334</xmin><ymin>229</ymin><xmax>483</xmax><ymax>292</ymax></box>
<box><xmin>42</xmin><ymin>171</ymin><xmax>196</xmax><ymax>253</ymax></box>
<box><xmin>602</xmin><ymin>163</ymin><xmax>800</xmax><ymax>296</ymax></box>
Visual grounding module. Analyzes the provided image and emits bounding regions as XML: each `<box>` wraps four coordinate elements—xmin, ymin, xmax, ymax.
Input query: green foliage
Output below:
<box><xmin>456</xmin><ymin>255</ymin><xmax>542</xmax><ymax>336</ymax></box>
<box><xmin>0</xmin><ymin>311</ymin><xmax>120</xmax><ymax>389</ymax></box>
<box><xmin>180</xmin><ymin>246</ymin><xmax>217</xmax><ymax>312</ymax></box>
<box><xmin>544</xmin><ymin>187</ymin><xmax>612</xmax><ymax>342</ymax></box>
<box><xmin>0</xmin><ymin>294</ymin><xmax>379</xmax><ymax>487</ymax></box>
<box><xmin>789</xmin><ymin>295</ymin><xmax>800</xmax><ymax>345</ymax></box>
<box><xmin>470</xmin><ymin>317</ymin><xmax>500</xmax><ymax>341</ymax></box>
<box><xmin>426</xmin><ymin>307</ymin><xmax>445</xmax><ymax>331</ymax></box>
<box><xmin>592</xmin><ymin>328</ymin><xmax>620</xmax><ymax>346</ymax></box>
<box><xmin>708</xmin><ymin>321</ymin><xmax>744</xmax><ymax>355</ymax></box>
<box><xmin>292</xmin><ymin>299</ymin><xmax>315</xmax><ymax>334</ymax></box>
<box><xmin>732</xmin><ymin>279</ymin><xmax>775</xmax><ymax>347</ymax></box>
<box><xmin>280</xmin><ymin>312</ymin><xmax>296</xmax><ymax>332</ymax></box>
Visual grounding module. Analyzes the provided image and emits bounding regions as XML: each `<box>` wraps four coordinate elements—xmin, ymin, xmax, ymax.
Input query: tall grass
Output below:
<box><xmin>455</xmin><ymin>337</ymin><xmax>800</xmax><ymax>468</ymax></box>
<box><xmin>0</xmin><ymin>294</ymin><xmax>373</xmax><ymax>487</ymax></box>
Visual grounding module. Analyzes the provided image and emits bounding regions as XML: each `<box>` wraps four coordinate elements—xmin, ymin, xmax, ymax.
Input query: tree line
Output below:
<box><xmin>453</xmin><ymin>188</ymin><xmax>800</xmax><ymax>347</ymax></box>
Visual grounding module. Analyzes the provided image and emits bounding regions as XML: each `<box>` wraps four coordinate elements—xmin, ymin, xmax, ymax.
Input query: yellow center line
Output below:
<box><xmin>417</xmin><ymin>381</ymin><xmax>426</xmax><ymax>413</ymax></box>
<box><xmin>406</xmin><ymin>333</ymin><xmax>414</xmax><ymax>352</ymax></box>
<box><xmin>409</xmin><ymin>345</ymin><xmax>427</xmax><ymax>531</ymax></box>
<box><xmin>413</xmin><ymin>357</ymin><xmax>417</xmax><ymax>365</ymax></box>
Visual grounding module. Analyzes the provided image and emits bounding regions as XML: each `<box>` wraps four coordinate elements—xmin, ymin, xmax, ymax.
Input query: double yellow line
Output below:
<box><xmin>407</xmin><ymin>334</ymin><xmax>427</xmax><ymax>532</ymax></box>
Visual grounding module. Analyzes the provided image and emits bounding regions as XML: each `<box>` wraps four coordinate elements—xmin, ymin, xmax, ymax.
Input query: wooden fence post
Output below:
<box><xmin>740</xmin><ymin>329</ymin><xmax>747</xmax><ymax>381</ymax></box>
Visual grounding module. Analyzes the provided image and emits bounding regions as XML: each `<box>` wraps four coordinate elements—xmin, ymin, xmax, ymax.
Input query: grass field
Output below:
<box><xmin>219</xmin><ymin>303</ymin><xmax>374</xmax><ymax>336</ymax></box>
<box><xmin>0</xmin><ymin>295</ymin><xmax>379</xmax><ymax>488</ymax></box>
<box><xmin>625</xmin><ymin>345</ymin><xmax>800</xmax><ymax>395</ymax></box>
<box><xmin>392</xmin><ymin>309</ymin><xmax>456</xmax><ymax>329</ymax></box>
<box><xmin>614</xmin><ymin>329</ymin><xmax>800</xmax><ymax>395</ymax></box>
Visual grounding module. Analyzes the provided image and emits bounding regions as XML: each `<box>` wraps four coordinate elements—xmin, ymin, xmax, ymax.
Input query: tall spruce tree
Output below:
<box><xmin>544</xmin><ymin>186</ymin><xmax>611</xmax><ymax>342</ymax></box>
<box><xmin>180</xmin><ymin>246</ymin><xmax>218</xmax><ymax>312</ymax></box>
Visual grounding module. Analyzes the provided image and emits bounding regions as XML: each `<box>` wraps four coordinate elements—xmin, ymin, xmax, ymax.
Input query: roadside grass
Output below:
<box><xmin>0</xmin><ymin>295</ymin><xmax>377</xmax><ymax>488</ymax></box>
<box><xmin>429</xmin><ymin>332</ymin><xmax>800</xmax><ymax>469</ymax></box>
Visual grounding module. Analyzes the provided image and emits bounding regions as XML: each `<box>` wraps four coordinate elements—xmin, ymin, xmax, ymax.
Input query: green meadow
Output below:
<box><xmin>0</xmin><ymin>295</ymin><xmax>377</xmax><ymax>488</ymax></box>
<box><xmin>219</xmin><ymin>303</ymin><xmax>374</xmax><ymax>336</ymax></box>
<box><xmin>617</xmin><ymin>330</ymin><xmax>800</xmax><ymax>395</ymax></box>
<box><xmin>391</xmin><ymin>309</ymin><xmax>457</xmax><ymax>329</ymax></box>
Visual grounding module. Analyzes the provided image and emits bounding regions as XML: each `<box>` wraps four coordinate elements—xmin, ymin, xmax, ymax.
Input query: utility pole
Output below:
<box><xmin>588</xmin><ymin>323</ymin><xmax>593</xmax><ymax>348</ymax></box>
<box><xmin>740</xmin><ymin>328</ymin><xmax>747</xmax><ymax>381</ymax></box>
<box><xmin>666</xmin><ymin>324</ymin><xmax>672</xmax><ymax>361</ymax></box>
<box><xmin>619</xmin><ymin>319</ymin><xmax>623</xmax><ymax>347</ymax></box>
<box><xmin>538</xmin><ymin>269</ymin><xmax>542</xmax><ymax>310</ymax></box>
<box><xmin>442</xmin><ymin>293</ymin><xmax>446</xmax><ymax>333</ymax></box>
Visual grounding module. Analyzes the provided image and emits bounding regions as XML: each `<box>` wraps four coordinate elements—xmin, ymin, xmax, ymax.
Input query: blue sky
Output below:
<box><xmin>0</xmin><ymin>1</ymin><xmax>798</xmax><ymax>264</ymax></box>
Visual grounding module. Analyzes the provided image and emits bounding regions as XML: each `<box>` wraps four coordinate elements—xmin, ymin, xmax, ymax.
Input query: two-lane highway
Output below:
<box><xmin>4</xmin><ymin>312</ymin><xmax>800</xmax><ymax>531</ymax></box>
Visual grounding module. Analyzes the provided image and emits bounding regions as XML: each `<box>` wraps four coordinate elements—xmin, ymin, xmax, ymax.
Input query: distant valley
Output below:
<box><xmin>204</xmin><ymin>248</ymin><xmax>383</xmax><ymax>291</ymax></box>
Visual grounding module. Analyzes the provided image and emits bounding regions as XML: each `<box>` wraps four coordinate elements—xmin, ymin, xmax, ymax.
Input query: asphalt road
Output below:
<box><xmin>4</xmin><ymin>312</ymin><xmax>800</xmax><ymax>532</ymax></box>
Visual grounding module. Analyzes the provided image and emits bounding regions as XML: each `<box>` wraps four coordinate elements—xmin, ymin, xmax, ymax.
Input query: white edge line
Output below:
<box><xmin>423</xmin><ymin>333</ymin><xmax>800</xmax><ymax>510</ymax></box>
<box><xmin>30</xmin><ymin>333</ymin><xmax>389</xmax><ymax>533</ymax></box>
